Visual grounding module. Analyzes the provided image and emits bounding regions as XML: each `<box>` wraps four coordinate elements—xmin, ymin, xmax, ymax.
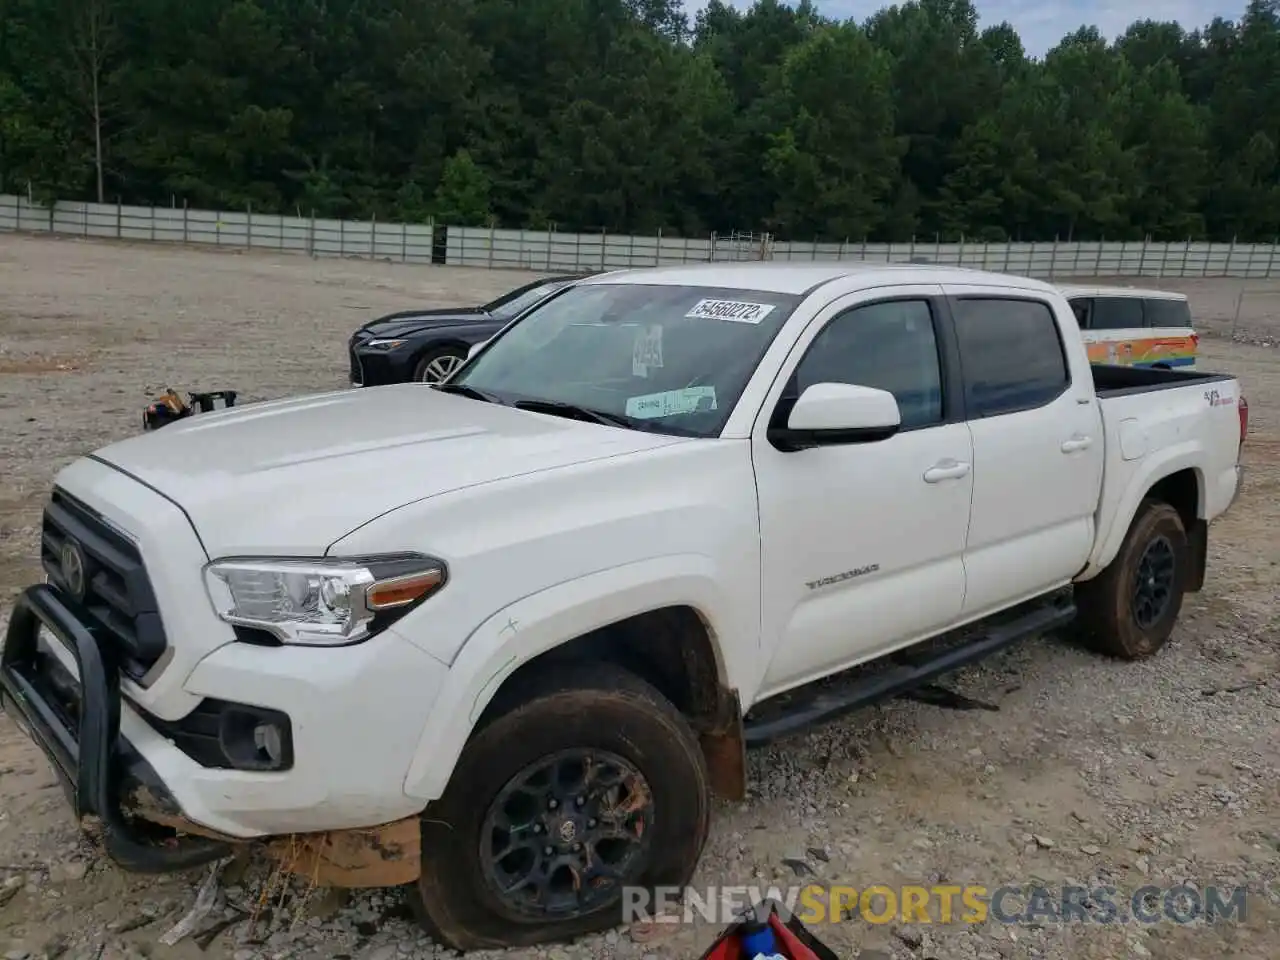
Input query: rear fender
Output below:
<box><xmin>1081</xmin><ymin>444</ymin><xmax>1204</xmax><ymax>579</ymax></box>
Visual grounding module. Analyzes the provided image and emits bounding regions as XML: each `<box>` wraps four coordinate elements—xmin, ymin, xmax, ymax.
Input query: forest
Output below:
<box><xmin>1</xmin><ymin>0</ymin><xmax>1279</xmax><ymax>242</ymax></box>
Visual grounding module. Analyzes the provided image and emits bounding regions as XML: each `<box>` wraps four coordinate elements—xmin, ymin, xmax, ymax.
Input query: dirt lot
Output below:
<box><xmin>1</xmin><ymin>233</ymin><xmax>1277</xmax><ymax>960</ymax></box>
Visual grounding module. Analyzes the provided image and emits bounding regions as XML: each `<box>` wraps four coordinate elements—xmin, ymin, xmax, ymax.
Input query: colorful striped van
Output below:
<box><xmin>1057</xmin><ymin>285</ymin><xmax>1198</xmax><ymax>369</ymax></box>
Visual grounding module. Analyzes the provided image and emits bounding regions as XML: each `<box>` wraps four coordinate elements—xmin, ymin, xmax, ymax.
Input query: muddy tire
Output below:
<box><xmin>1074</xmin><ymin>499</ymin><xmax>1189</xmax><ymax>660</ymax></box>
<box><xmin>406</xmin><ymin>663</ymin><xmax>711</xmax><ymax>951</ymax></box>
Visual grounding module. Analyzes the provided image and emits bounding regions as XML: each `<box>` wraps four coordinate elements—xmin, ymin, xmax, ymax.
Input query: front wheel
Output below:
<box><xmin>1074</xmin><ymin>499</ymin><xmax>1189</xmax><ymax>659</ymax></box>
<box><xmin>412</xmin><ymin>345</ymin><xmax>467</xmax><ymax>384</ymax></box>
<box><xmin>407</xmin><ymin>663</ymin><xmax>711</xmax><ymax>951</ymax></box>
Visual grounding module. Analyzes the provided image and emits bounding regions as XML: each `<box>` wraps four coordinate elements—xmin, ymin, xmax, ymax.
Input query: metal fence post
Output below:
<box><xmin>308</xmin><ymin>210</ymin><xmax>315</xmax><ymax>257</ymax></box>
<box><xmin>1225</xmin><ymin>236</ymin><xmax>1236</xmax><ymax>277</ymax></box>
<box><xmin>116</xmin><ymin>197</ymin><xmax>122</xmax><ymax>239</ymax></box>
<box><xmin>371</xmin><ymin>213</ymin><xmax>377</xmax><ymax>258</ymax></box>
<box><xmin>654</xmin><ymin>227</ymin><xmax>662</xmax><ymax>267</ymax></box>
<box><xmin>339</xmin><ymin>216</ymin><xmax>345</xmax><ymax>257</ymax></box>
<box><xmin>1268</xmin><ymin>238</ymin><xmax>1277</xmax><ymax>278</ymax></box>
<box><xmin>600</xmin><ymin>227</ymin><xmax>607</xmax><ymax>271</ymax></box>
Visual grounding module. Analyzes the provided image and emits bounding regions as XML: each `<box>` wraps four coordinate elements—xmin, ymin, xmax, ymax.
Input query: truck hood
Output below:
<box><xmin>92</xmin><ymin>385</ymin><xmax>686</xmax><ymax>557</ymax></box>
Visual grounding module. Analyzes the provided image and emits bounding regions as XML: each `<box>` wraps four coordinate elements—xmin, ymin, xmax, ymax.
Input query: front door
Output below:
<box><xmin>753</xmin><ymin>289</ymin><xmax>973</xmax><ymax>698</ymax></box>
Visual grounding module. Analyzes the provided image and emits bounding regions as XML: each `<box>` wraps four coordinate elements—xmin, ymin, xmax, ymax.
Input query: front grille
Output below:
<box><xmin>40</xmin><ymin>490</ymin><xmax>167</xmax><ymax>681</ymax></box>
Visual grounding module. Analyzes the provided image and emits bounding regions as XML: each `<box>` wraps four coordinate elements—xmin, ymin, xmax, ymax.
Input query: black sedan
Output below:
<box><xmin>348</xmin><ymin>274</ymin><xmax>589</xmax><ymax>386</ymax></box>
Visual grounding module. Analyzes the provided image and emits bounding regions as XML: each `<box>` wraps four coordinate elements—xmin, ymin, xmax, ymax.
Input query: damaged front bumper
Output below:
<box><xmin>0</xmin><ymin>584</ymin><xmax>421</xmax><ymax>886</ymax></box>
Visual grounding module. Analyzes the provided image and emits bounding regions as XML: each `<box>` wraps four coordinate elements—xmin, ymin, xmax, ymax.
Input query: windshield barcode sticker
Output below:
<box><xmin>632</xmin><ymin>325</ymin><xmax>664</xmax><ymax>377</ymax></box>
<box><xmin>685</xmin><ymin>299</ymin><xmax>776</xmax><ymax>324</ymax></box>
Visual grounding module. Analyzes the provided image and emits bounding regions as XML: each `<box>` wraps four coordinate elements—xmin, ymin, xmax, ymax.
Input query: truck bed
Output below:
<box><xmin>1092</xmin><ymin>363</ymin><xmax>1235</xmax><ymax>398</ymax></box>
<box><xmin>1087</xmin><ymin>362</ymin><xmax>1243</xmax><ymax>580</ymax></box>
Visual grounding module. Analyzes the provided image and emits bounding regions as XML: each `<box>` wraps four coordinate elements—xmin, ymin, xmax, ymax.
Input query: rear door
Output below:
<box><xmin>946</xmin><ymin>290</ymin><xmax>1105</xmax><ymax>617</ymax></box>
<box><xmin>1140</xmin><ymin>297</ymin><xmax>1198</xmax><ymax>368</ymax></box>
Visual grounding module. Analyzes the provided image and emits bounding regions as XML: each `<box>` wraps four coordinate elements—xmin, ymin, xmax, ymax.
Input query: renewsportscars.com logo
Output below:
<box><xmin>622</xmin><ymin>883</ymin><xmax>1249</xmax><ymax>927</ymax></box>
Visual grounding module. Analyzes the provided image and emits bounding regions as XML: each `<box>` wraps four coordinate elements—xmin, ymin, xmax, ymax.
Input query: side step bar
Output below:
<box><xmin>743</xmin><ymin>597</ymin><xmax>1077</xmax><ymax>747</ymax></box>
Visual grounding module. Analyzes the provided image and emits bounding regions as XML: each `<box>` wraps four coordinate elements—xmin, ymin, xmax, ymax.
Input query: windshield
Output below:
<box><xmin>453</xmin><ymin>283</ymin><xmax>802</xmax><ymax>437</ymax></box>
<box><xmin>485</xmin><ymin>280</ymin><xmax>568</xmax><ymax>321</ymax></box>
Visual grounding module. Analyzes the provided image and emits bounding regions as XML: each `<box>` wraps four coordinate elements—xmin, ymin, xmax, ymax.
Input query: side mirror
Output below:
<box><xmin>768</xmin><ymin>382</ymin><xmax>901</xmax><ymax>452</ymax></box>
<box><xmin>467</xmin><ymin>339</ymin><xmax>489</xmax><ymax>360</ymax></box>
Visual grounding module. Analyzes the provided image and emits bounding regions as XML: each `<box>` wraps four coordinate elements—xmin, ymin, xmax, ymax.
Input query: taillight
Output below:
<box><xmin>1238</xmin><ymin>395</ymin><xmax>1249</xmax><ymax>448</ymax></box>
<box><xmin>1190</xmin><ymin>332</ymin><xmax>1200</xmax><ymax>349</ymax></box>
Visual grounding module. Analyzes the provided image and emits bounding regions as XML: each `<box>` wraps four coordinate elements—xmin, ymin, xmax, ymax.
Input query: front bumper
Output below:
<box><xmin>0</xmin><ymin>584</ymin><xmax>230</xmax><ymax>872</ymax></box>
<box><xmin>349</xmin><ymin>341</ymin><xmax>415</xmax><ymax>387</ymax></box>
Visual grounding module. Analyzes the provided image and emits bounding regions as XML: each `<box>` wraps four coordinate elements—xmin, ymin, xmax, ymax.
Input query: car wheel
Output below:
<box><xmin>1074</xmin><ymin>499</ymin><xmax>1189</xmax><ymax>660</ymax></box>
<box><xmin>406</xmin><ymin>663</ymin><xmax>711</xmax><ymax>951</ymax></box>
<box><xmin>412</xmin><ymin>346</ymin><xmax>467</xmax><ymax>384</ymax></box>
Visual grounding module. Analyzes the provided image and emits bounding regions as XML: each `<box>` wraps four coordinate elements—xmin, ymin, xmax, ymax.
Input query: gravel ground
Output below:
<box><xmin>1</xmin><ymin>233</ymin><xmax>1278</xmax><ymax>960</ymax></box>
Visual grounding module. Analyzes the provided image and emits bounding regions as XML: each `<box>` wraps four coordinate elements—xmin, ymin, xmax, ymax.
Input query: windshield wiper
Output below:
<box><xmin>513</xmin><ymin>399</ymin><xmax>639</xmax><ymax>430</ymax></box>
<box><xmin>432</xmin><ymin>382</ymin><xmax>503</xmax><ymax>404</ymax></box>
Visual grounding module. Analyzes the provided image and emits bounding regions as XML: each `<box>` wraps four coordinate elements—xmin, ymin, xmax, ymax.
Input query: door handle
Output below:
<box><xmin>1061</xmin><ymin>435</ymin><xmax>1094</xmax><ymax>453</ymax></box>
<box><xmin>923</xmin><ymin>459</ymin><xmax>971</xmax><ymax>483</ymax></box>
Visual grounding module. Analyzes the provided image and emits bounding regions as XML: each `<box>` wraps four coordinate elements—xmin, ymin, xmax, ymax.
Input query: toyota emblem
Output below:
<box><xmin>60</xmin><ymin>539</ymin><xmax>87</xmax><ymax>600</ymax></box>
<box><xmin>558</xmin><ymin>820</ymin><xmax>577</xmax><ymax>843</ymax></box>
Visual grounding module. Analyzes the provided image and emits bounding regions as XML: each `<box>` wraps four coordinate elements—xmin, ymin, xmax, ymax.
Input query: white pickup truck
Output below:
<box><xmin>1</xmin><ymin>263</ymin><xmax>1247</xmax><ymax>950</ymax></box>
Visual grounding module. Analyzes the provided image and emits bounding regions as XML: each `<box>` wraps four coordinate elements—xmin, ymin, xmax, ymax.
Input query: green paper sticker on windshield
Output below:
<box><xmin>625</xmin><ymin>386</ymin><xmax>717</xmax><ymax>419</ymax></box>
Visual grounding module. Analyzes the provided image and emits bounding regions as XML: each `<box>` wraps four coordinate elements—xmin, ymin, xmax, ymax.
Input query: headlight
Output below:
<box><xmin>203</xmin><ymin>555</ymin><xmax>446</xmax><ymax>646</ymax></box>
<box><xmin>364</xmin><ymin>338</ymin><xmax>408</xmax><ymax>350</ymax></box>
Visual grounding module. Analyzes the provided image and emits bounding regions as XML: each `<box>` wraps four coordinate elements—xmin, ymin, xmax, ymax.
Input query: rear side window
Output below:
<box><xmin>952</xmin><ymin>298</ymin><xmax>1070</xmax><ymax>418</ymax></box>
<box><xmin>1090</xmin><ymin>296</ymin><xmax>1145</xmax><ymax>330</ymax></box>
<box><xmin>1143</xmin><ymin>298</ymin><xmax>1192</xmax><ymax>329</ymax></box>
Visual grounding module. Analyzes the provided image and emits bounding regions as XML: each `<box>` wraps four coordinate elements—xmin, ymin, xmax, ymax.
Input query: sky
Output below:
<box><xmin>708</xmin><ymin>0</ymin><xmax>1249</xmax><ymax>57</ymax></box>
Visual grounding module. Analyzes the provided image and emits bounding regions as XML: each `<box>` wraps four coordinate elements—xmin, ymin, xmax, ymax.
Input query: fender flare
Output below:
<box><xmin>1082</xmin><ymin>444</ymin><xmax>1204</xmax><ymax>578</ymax></box>
<box><xmin>401</xmin><ymin>554</ymin><xmax>733</xmax><ymax>802</ymax></box>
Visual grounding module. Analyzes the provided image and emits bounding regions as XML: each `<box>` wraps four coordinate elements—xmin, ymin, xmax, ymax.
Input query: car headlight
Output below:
<box><xmin>364</xmin><ymin>338</ymin><xmax>408</xmax><ymax>350</ymax></box>
<box><xmin>203</xmin><ymin>555</ymin><xmax>446</xmax><ymax>646</ymax></box>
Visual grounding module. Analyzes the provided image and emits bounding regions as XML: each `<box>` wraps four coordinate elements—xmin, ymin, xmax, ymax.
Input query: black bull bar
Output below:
<box><xmin>0</xmin><ymin>583</ymin><xmax>230</xmax><ymax>871</ymax></box>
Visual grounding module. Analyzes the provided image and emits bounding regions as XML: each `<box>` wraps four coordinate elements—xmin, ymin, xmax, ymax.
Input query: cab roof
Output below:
<box><xmin>580</xmin><ymin>261</ymin><xmax>1058</xmax><ymax>297</ymax></box>
<box><xmin>1056</xmin><ymin>283</ymin><xmax>1188</xmax><ymax>301</ymax></box>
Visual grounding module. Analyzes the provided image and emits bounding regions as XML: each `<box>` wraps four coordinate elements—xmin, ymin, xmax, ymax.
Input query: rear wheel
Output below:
<box><xmin>1074</xmin><ymin>499</ymin><xmax>1189</xmax><ymax>659</ymax></box>
<box><xmin>407</xmin><ymin>663</ymin><xmax>711</xmax><ymax>951</ymax></box>
<box><xmin>412</xmin><ymin>346</ymin><xmax>467</xmax><ymax>384</ymax></box>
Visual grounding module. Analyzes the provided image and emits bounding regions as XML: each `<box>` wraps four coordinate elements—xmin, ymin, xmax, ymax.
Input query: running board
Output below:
<box><xmin>742</xmin><ymin>598</ymin><xmax>1077</xmax><ymax>747</ymax></box>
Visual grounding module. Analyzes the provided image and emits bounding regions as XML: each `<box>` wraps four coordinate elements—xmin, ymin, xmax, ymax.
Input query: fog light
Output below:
<box><xmin>253</xmin><ymin>722</ymin><xmax>285</xmax><ymax>765</ymax></box>
<box><xmin>216</xmin><ymin>704</ymin><xmax>294</xmax><ymax>771</ymax></box>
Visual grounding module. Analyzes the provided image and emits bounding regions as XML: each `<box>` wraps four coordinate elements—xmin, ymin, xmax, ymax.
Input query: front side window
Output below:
<box><xmin>952</xmin><ymin>298</ymin><xmax>1069</xmax><ymax>417</ymax></box>
<box><xmin>791</xmin><ymin>300</ymin><xmax>944</xmax><ymax>429</ymax></box>
<box><xmin>454</xmin><ymin>283</ymin><xmax>801</xmax><ymax>437</ymax></box>
<box><xmin>1090</xmin><ymin>296</ymin><xmax>1145</xmax><ymax>330</ymax></box>
<box><xmin>1069</xmin><ymin>298</ymin><xmax>1092</xmax><ymax>329</ymax></box>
